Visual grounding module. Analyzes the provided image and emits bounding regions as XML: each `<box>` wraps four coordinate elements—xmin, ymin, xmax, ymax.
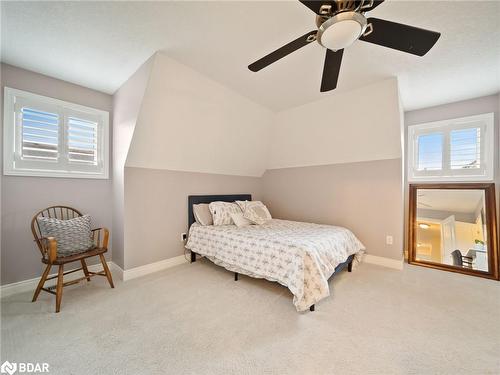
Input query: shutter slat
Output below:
<box><xmin>23</xmin><ymin>125</ymin><xmax>58</xmax><ymax>135</ymax></box>
<box><xmin>23</xmin><ymin>145</ymin><xmax>58</xmax><ymax>152</ymax></box>
<box><xmin>68</xmin><ymin>128</ymin><xmax>95</xmax><ymax>138</ymax></box>
<box><xmin>23</xmin><ymin>133</ymin><xmax>58</xmax><ymax>142</ymax></box>
<box><xmin>68</xmin><ymin>135</ymin><xmax>96</xmax><ymax>144</ymax></box>
<box><xmin>68</xmin><ymin>117</ymin><xmax>97</xmax><ymax>127</ymax></box>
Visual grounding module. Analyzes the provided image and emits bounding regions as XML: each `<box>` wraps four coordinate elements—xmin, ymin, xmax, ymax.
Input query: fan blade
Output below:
<box><xmin>248</xmin><ymin>31</ymin><xmax>317</xmax><ymax>72</ymax></box>
<box><xmin>360</xmin><ymin>0</ymin><xmax>385</xmax><ymax>13</ymax></box>
<box><xmin>320</xmin><ymin>49</ymin><xmax>343</xmax><ymax>92</ymax></box>
<box><xmin>298</xmin><ymin>1</ymin><xmax>335</xmax><ymax>15</ymax></box>
<box><xmin>359</xmin><ymin>18</ymin><xmax>440</xmax><ymax>56</ymax></box>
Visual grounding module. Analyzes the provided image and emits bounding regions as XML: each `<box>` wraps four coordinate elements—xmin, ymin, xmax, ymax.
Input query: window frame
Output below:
<box><xmin>3</xmin><ymin>87</ymin><xmax>109</xmax><ymax>179</ymax></box>
<box><xmin>407</xmin><ymin>113</ymin><xmax>494</xmax><ymax>182</ymax></box>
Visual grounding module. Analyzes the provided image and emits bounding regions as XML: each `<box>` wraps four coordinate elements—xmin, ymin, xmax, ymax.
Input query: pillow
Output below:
<box><xmin>37</xmin><ymin>215</ymin><xmax>94</xmax><ymax>257</ymax></box>
<box><xmin>209</xmin><ymin>202</ymin><xmax>242</xmax><ymax>226</ymax></box>
<box><xmin>230</xmin><ymin>212</ymin><xmax>252</xmax><ymax>228</ymax></box>
<box><xmin>193</xmin><ymin>204</ymin><xmax>213</xmax><ymax>226</ymax></box>
<box><xmin>237</xmin><ymin>201</ymin><xmax>272</xmax><ymax>225</ymax></box>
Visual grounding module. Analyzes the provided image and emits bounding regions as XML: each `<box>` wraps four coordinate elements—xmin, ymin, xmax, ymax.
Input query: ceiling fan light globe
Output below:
<box><xmin>318</xmin><ymin>11</ymin><xmax>367</xmax><ymax>51</ymax></box>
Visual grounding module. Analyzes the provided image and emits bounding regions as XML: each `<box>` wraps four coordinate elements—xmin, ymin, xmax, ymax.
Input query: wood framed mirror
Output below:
<box><xmin>409</xmin><ymin>183</ymin><xmax>498</xmax><ymax>280</ymax></box>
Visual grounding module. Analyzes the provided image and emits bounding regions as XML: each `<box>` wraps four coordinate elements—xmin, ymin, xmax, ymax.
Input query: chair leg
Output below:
<box><xmin>99</xmin><ymin>254</ymin><xmax>114</xmax><ymax>288</ymax></box>
<box><xmin>81</xmin><ymin>259</ymin><xmax>91</xmax><ymax>282</ymax></box>
<box><xmin>55</xmin><ymin>265</ymin><xmax>64</xmax><ymax>313</ymax></box>
<box><xmin>32</xmin><ymin>264</ymin><xmax>52</xmax><ymax>302</ymax></box>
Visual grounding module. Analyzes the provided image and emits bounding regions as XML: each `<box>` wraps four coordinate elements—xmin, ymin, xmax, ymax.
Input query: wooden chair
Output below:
<box><xmin>451</xmin><ymin>249</ymin><xmax>474</xmax><ymax>269</ymax></box>
<box><xmin>31</xmin><ymin>206</ymin><xmax>114</xmax><ymax>312</ymax></box>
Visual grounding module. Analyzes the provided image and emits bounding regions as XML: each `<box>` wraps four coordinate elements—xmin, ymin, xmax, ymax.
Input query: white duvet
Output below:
<box><xmin>186</xmin><ymin>219</ymin><xmax>365</xmax><ymax>311</ymax></box>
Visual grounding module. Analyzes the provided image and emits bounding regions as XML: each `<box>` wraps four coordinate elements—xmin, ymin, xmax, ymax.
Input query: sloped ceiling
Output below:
<box><xmin>1</xmin><ymin>1</ymin><xmax>499</xmax><ymax>112</ymax></box>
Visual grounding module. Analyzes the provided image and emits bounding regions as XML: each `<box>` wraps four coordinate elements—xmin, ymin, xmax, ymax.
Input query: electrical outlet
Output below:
<box><xmin>386</xmin><ymin>235</ymin><xmax>393</xmax><ymax>245</ymax></box>
<box><xmin>181</xmin><ymin>233</ymin><xmax>187</xmax><ymax>242</ymax></box>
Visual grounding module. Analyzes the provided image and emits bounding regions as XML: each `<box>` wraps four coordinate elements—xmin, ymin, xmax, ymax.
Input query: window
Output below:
<box><xmin>408</xmin><ymin>113</ymin><xmax>494</xmax><ymax>182</ymax></box>
<box><xmin>3</xmin><ymin>87</ymin><xmax>109</xmax><ymax>179</ymax></box>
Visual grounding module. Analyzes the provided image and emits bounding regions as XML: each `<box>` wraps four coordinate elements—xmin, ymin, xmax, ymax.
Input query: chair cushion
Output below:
<box><xmin>38</xmin><ymin>215</ymin><xmax>94</xmax><ymax>257</ymax></box>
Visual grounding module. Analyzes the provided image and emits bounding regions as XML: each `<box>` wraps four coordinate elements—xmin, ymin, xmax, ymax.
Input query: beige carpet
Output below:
<box><xmin>1</xmin><ymin>259</ymin><xmax>499</xmax><ymax>374</ymax></box>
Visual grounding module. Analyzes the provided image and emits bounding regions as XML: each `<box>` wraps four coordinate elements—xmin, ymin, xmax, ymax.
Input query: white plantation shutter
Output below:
<box><xmin>4</xmin><ymin>87</ymin><xmax>109</xmax><ymax>178</ymax></box>
<box><xmin>408</xmin><ymin>113</ymin><xmax>493</xmax><ymax>182</ymax></box>
<box><xmin>449</xmin><ymin>127</ymin><xmax>481</xmax><ymax>170</ymax></box>
<box><xmin>21</xmin><ymin>107</ymin><xmax>60</xmax><ymax>161</ymax></box>
<box><xmin>67</xmin><ymin>116</ymin><xmax>98</xmax><ymax>164</ymax></box>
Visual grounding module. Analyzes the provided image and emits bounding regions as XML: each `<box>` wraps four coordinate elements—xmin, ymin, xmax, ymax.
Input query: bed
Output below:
<box><xmin>185</xmin><ymin>194</ymin><xmax>365</xmax><ymax>312</ymax></box>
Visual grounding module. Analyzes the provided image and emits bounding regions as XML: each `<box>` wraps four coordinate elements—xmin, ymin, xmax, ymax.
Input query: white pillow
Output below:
<box><xmin>193</xmin><ymin>204</ymin><xmax>213</xmax><ymax>226</ymax></box>
<box><xmin>230</xmin><ymin>212</ymin><xmax>252</xmax><ymax>228</ymax></box>
<box><xmin>236</xmin><ymin>200</ymin><xmax>272</xmax><ymax>225</ymax></box>
<box><xmin>209</xmin><ymin>202</ymin><xmax>242</xmax><ymax>226</ymax></box>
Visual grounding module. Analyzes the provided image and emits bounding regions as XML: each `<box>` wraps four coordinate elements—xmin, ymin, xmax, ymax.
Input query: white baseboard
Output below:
<box><xmin>0</xmin><ymin>261</ymin><xmax>116</xmax><ymax>299</ymax></box>
<box><xmin>119</xmin><ymin>255</ymin><xmax>188</xmax><ymax>282</ymax></box>
<box><xmin>364</xmin><ymin>254</ymin><xmax>404</xmax><ymax>270</ymax></box>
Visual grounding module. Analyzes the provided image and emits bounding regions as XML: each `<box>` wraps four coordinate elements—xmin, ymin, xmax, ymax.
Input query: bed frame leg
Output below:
<box><xmin>310</xmin><ymin>304</ymin><xmax>315</xmax><ymax>312</ymax></box>
<box><xmin>348</xmin><ymin>260</ymin><xmax>353</xmax><ymax>272</ymax></box>
<box><xmin>190</xmin><ymin>251</ymin><xmax>196</xmax><ymax>263</ymax></box>
<box><xmin>234</xmin><ymin>272</ymin><xmax>238</xmax><ymax>281</ymax></box>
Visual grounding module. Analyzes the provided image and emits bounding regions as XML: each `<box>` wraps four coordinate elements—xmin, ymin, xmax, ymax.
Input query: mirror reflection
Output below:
<box><xmin>415</xmin><ymin>189</ymin><xmax>488</xmax><ymax>272</ymax></box>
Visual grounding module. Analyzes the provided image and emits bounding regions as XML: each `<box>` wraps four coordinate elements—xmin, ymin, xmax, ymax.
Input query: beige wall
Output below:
<box><xmin>262</xmin><ymin>159</ymin><xmax>403</xmax><ymax>260</ymax></box>
<box><xmin>268</xmin><ymin>78</ymin><xmax>402</xmax><ymax>169</ymax></box>
<box><xmin>112</xmin><ymin>56</ymin><xmax>154</xmax><ymax>269</ymax></box>
<box><xmin>1</xmin><ymin>64</ymin><xmax>113</xmax><ymax>285</ymax></box>
<box><xmin>126</xmin><ymin>53</ymin><xmax>272</xmax><ymax>177</ymax></box>
<box><xmin>124</xmin><ymin>167</ymin><xmax>262</xmax><ymax>269</ymax></box>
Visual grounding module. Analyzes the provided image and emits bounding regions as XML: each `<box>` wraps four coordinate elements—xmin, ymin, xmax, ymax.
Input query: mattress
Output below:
<box><xmin>185</xmin><ymin>219</ymin><xmax>365</xmax><ymax>311</ymax></box>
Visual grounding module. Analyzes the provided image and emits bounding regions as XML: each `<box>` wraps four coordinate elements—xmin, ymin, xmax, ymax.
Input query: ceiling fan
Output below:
<box><xmin>417</xmin><ymin>193</ymin><xmax>433</xmax><ymax>208</ymax></box>
<box><xmin>248</xmin><ymin>0</ymin><xmax>441</xmax><ymax>92</ymax></box>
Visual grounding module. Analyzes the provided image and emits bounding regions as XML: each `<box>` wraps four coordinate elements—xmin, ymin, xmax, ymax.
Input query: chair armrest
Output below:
<box><xmin>91</xmin><ymin>228</ymin><xmax>109</xmax><ymax>249</ymax></box>
<box><xmin>38</xmin><ymin>237</ymin><xmax>57</xmax><ymax>263</ymax></box>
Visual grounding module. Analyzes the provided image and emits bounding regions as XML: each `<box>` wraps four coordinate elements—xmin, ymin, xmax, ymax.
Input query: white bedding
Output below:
<box><xmin>185</xmin><ymin>219</ymin><xmax>365</xmax><ymax>311</ymax></box>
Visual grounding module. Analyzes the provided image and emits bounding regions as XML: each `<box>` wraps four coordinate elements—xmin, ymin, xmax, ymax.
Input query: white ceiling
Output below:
<box><xmin>417</xmin><ymin>189</ymin><xmax>484</xmax><ymax>213</ymax></box>
<box><xmin>1</xmin><ymin>1</ymin><xmax>499</xmax><ymax>112</ymax></box>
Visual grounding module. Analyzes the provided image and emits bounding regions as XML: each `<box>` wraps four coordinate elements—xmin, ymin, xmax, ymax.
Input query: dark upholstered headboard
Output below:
<box><xmin>188</xmin><ymin>194</ymin><xmax>252</xmax><ymax>230</ymax></box>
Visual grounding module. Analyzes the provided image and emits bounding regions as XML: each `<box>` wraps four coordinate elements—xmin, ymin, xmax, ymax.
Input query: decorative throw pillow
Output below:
<box><xmin>237</xmin><ymin>201</ymin><xmax>272</xmax><ymax>225</ymax></box>
<box><xmin>37</xmin><ymin>215</ymin><xmax>94</xmax><ymax>257</ymax></box>
<box><xmin>235</xmin><ymin>200</ymin><xmax>250</xmax><ymax>211</ymax></box>
<box><xmin>230</xmin><ymin>212</ymin><xmax>252</xmax><ymax>228</ymax></box>
<box><xmin>193</xmin><ymin>204</ymin><xmax>213</xmax><ymax>226</ymax></box>
<box><xmin>209</xmin><ymin>202</ymin><xmax>242</xmax><ymax>226</ymax></box>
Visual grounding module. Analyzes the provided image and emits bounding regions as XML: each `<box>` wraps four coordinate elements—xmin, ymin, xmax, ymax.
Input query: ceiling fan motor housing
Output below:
<box><xmin>316</xmin><ymin>11</ymin><xmax>368</xmax><ymax>51</ymax></box>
